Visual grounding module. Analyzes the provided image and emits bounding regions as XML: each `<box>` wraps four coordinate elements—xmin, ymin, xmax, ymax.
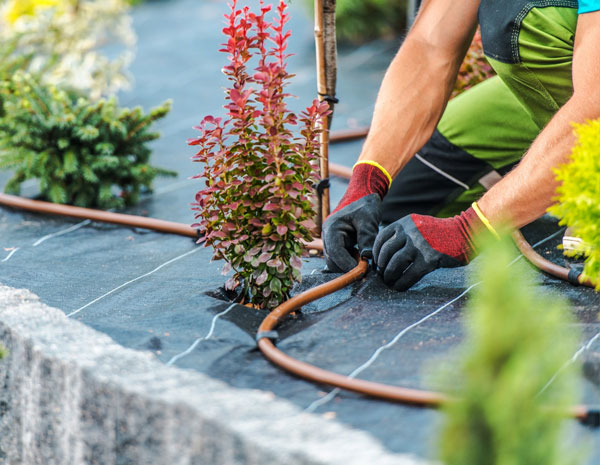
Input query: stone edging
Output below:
<box><xmin>0</xmin><ymin>284</ymin><xmax>429</xmax><ymax>465</ymax></box>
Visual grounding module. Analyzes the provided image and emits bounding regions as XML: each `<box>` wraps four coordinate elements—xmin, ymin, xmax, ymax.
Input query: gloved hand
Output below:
<box><xmin>323</xmin><ymin>162</ymin><xmax>391</xmax><ymax>272</ymax></box>
<box><xmin>373</xmin><ymin>205</ymin><xmax>488</xmax><ymax>290</ymax></box>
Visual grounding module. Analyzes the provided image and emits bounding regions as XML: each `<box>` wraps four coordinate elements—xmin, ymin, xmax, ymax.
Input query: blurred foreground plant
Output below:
<box><xmin>439</xmin><ymin>233</ymin><xmax>582</xmax><ymax>465</ymax></box>
<box><xmin>0</xmin><ymin>71</ymin><xmax>175</xmax><ymax>209</ymax></box>
<box><xmin>0</xmin><ymin>0</ymin><xmax>135</xmax><ymax>99</ymax></box>
<box><xmin>189</xmin><ymin>0</ymin><xmax>329</xmax><ymax>309</ymax></box>
<box><xmin>549</xmin><ymin>119</ymin><xmax>600</xmax><ymax>290</ymax></box>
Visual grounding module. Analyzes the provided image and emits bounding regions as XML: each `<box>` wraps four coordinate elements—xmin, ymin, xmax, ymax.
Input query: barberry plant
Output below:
<box><xmin>549</xmin><ymin>118</ymin><xmax>600</xmax><ymax>290</ymax></box>
<box><xmin>0</xmin><ymin>71</ymin><xmax>175</xmax><ymax>209</ymax></box>
<box><xmin>189</xmin><ymin>0</ymin><xmax>329</xmax><ymax>309</ymax></box>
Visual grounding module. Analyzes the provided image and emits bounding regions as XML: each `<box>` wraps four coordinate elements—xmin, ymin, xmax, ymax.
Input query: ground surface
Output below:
<box><xmin>1</xmin><ymin>0</ymin><xmax>599</xmax><ymax>462</ymax></box>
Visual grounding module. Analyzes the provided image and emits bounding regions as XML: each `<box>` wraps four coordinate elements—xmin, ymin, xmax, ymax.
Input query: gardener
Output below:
<box><xmin>323</xmin><ymin>0</ymin><xmax>600</xmax><ymax>290</ymax></box>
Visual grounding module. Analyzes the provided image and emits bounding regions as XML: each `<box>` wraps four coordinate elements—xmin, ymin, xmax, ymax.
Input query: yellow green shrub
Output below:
<box><xmin>439</xmin><ymin>234</ymin><xmax>582</xmax><ymax>465</ymax></box>
<box><xmin>549</xmin><ymin>118</ymin><xmax>600</xmax><ymax>290</ymax></box>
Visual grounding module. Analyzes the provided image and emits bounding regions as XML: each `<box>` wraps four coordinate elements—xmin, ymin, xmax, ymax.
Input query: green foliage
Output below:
<box><xmin>304</xmin><ymin>0</ymin><xmax>407</xmax><ymax>43</ymax></box>
<box><xmin>439</xmin><ymin>233</ymin><xmax>582</xmax><ymax>465</ymax></box>
<box><xmin>336</xmin><ymin>0</ymin><xmax>407</xmax><ymax>43</ymax></box>
<box><xmin>0</xmin><ymin>343</ymin><xmax>5</xmax><ymax>359</ymax></box>
<box><xmin>0</xmin><ymin>71</ymin><xmax>175</xmax><ymax>209</ymax></box>
<box><xmin>549</xmin><ymin>119</ymin><xmax>600</xmax><ymax>290</ymax></box>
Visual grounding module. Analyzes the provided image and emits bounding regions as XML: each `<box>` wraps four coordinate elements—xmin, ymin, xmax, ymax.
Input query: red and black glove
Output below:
<box><xmin>323</xmin><ymin>162</ymin><xmax>391</xmax><ymax>272</ymax></box>
<box><xmin>373</xmin><ymin>206</ymin><xmax>488</xmax><ymax>290</ymax></box>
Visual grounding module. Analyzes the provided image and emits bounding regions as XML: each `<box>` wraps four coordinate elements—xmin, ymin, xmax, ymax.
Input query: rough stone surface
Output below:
<box><xmin>0</xmin><ymin>284</ymin><xmax>427</xmax><ymax>465</ymax></box>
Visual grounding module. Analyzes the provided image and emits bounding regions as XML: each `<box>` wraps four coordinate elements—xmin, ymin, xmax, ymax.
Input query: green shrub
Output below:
<box><xmin>0</xmin><ymin>344</ymin><xmax>5</xmax><ymax>359</ymax></box>
<box><xmin>190</xmin><ymin>0</ymin><xmax>326</xmax><ymax>309</ymax></box>
<box><xmin>337</xmin><ymin>0</ymin><xmax>407</xmax><ymax>43</ymax></box>
<box><xmin>304</xmin><ymin>0</ymin><xmax>407</xmax><ymax>43</ymax></box>
<box><xmin>549</xmin><ymin>118</ymin><xmax>600</xmax><ymax>289</ymax></box>
<box><xmin>439</xmin><ymin>233</ymin><xmax>582</xmax><ymax>465</ymax></box>
<box><xmin>0</xmin><ymin>71</ymin><xmax>175</xmax><ymax>209</ymax></box>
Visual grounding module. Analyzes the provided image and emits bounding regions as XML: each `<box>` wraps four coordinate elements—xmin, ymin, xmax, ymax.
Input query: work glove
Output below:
<box><xmin>373</xmin><ymin>203</ymin><xmax>492</xmax><ymax>291</ymax></box>
<box><xmin>323</xmin><ymin>161</ymin><xmax>392</xmax><ymax>272</ymax></box>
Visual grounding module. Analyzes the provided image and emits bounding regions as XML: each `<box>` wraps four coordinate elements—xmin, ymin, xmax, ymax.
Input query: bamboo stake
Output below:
<box><xmin>314</xmin><ymin>0</ymin><xmax>337</xmax><ymax>233</ymax></box>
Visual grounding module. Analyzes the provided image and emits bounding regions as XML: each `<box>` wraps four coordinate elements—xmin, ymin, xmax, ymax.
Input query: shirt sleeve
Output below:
<box><xmin>578</xmin><ymin>0</ymin><xmax>600</xmax><ymax>13</ymax></box>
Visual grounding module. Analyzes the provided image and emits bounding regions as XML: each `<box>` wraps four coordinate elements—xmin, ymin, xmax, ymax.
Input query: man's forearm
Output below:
<box><xmin>357</xmin><ymin>38</ymin><xmax>464</xmax><ymax>177</ymax></box>
<box><xmin>478</xmin><ymin>96</ymin><xmax>600</xmax><ymax>228</ymax></box>
<box><xmin>356</xmin><ymin>0</ymin><xmax>479</xmax><ymax>178</ymax></box>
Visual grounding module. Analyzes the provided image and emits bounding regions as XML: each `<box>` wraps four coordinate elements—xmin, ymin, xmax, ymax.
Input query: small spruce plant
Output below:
<box><xmin>189</xmin><ymin>0</ymin><xmax>329</xmax><ymax>309</ymax></box>
<box><xmin>0</xmin><ymin>71</ymin><xmax>175</xmax><ymax>209</ymax></box>
<box><xmin>549</xmin><ymin>118</ymin><xmax>600</xmax><ymax>289</ymax></box>
<box><xmin>439</xmin><ymin>233</ymin><xmax>582</xmax><ymax>465</ymax></box>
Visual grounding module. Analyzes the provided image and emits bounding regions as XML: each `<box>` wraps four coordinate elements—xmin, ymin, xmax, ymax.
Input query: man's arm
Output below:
<box><xmin>357</xmin><ymin>0</ymin><xmax>480</xmax><ymax>177</ymax></box>
<box><xmin>321</xmin><ymin>0</ymin><xmax>481</xmax><ymax>273</ymax></box>
<box><xmin>478</xmin><ymin>11</ymin><xmax>600</xmax><ymax>228</ymax></box>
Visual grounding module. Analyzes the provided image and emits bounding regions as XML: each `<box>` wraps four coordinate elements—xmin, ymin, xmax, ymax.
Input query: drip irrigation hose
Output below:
<box><xmin>512</xmin><ymin>229</ymin><xmax>596</xmax><ymax>288</ymax></box>
<box><xmin>256</xmin><ymin>259</ymin><xmax>599</xmax><ymax>425</ymax></box>
<box><xmin>257</xmin><ymin>258</ymin><xmax>446</xmax><ymax>406</ymax></box>
<box><xmin>1</xmin><ymin>194</ymin><xmax>596</xmax><ymax>422</ymax></box>
<box><xmin>0</xmin><ymin>193</ymin><xmax>199</xmax><ymax>238</ymax></box>
<box><xmin>329</xmin><ymin>126</ymin><xmax>369</xmax><ymax>144</ymax></box>
<box><xmin>328</xmin><ymin>162</ymin><xmax>352</xmax><ymax>179</ymax></box>
<box><xmin>0</xmin><ymin>193</ymin><xmax>324</xmax><ymax>251</ymax></box>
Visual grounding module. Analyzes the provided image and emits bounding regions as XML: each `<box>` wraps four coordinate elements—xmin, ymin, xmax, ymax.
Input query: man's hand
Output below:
<box><xmin>373</xmin><ymin>206</ymin><xmax>486</xmax><ymax>290</ymax></box>
<box><xmin>323</xmin><ymin>162</ymin><xmax>390</xmax><ymax>272</ymax></box>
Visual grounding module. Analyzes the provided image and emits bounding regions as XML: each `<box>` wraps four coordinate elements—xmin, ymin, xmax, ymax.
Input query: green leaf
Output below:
<box><xmin>269</xmin><ymin>276</ymin><xmax>282</xmax><ymax>293</ymax></box>
<box><xmin>48</xmin><ymin>183</ymin><xmax>67</xmax><ymax>203</ymax></box>
<box><xmin>63</xmin><ymin>150</ymin><xmax>78</xmax><ymax>174</ymax></box>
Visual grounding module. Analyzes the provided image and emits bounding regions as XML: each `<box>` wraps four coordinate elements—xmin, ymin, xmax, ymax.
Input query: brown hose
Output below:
<box><xmin>330</xmin><ymin>126</ymin><xmax>369</xmax><ymax>143</ymax></box>
<box><xmin>257</xmin><ymin>258</ymin><xmax>446</xmax><ymax>406</ymax></box>
<box><xmin>0</xmin><ymin>193</ymin><xmax>198</xmax><ymax>238</ymax></box>
<box><xmin>257</xmin><ymin>260</ymin><xmax>598</xmax><ymax>424</ymax></box>
<box><xmin>512</xmin><ymin>229</ymin><xmax>596</xmax><ymax>288</ymax></box>
<box><xmin>0</xmin><ymin>193</ymin><xmax>325</xmax><ymax>252</ymax></box>
<box><xmin>328</xmin><ymin>162</ymin><xmax>352</xmax><ymax>179</ymax></box>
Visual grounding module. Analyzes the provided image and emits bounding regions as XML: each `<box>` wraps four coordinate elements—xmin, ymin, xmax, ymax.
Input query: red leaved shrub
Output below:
<box><xmin>189</xmin><ymin>0</ymin><xmax>329</xmax><ymax>309</ymax></box>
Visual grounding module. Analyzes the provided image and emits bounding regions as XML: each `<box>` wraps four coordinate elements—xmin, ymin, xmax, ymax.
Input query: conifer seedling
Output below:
<box><xmin>0</xmin><ymin>72</ymin><xmax>175</xmax><ymax>209</ymax></box>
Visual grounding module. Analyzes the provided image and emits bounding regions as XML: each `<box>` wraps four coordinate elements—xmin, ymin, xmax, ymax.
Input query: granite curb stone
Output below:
<box><xmin>0</xmin><ymin>284</ymin><xmax>429</xmax><ymax>465</ymax></box>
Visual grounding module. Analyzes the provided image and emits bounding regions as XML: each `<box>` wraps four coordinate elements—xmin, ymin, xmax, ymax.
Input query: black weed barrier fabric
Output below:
<box><xmin>1</xmin><ymin>0</ymin><xmax>599</xmax><ymax>461</ymax></box>
<box><xmin>2</xmin><ymin>204</ymin><xmax>599</xmax><ymax>461</ymax></box>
